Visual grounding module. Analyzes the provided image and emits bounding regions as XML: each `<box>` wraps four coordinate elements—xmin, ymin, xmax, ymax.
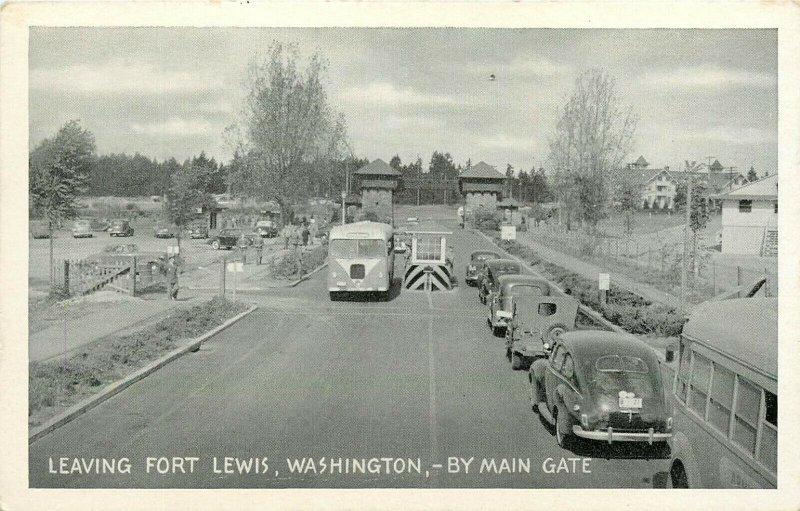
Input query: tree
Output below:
<box><xmin>29</xmin><ymin>120</ymin><xmax>96</xmax><ymax>289</ymax></box>
<box><xmin>547</xmin><ymin>69</ymin><xmax>638</xmax><ymax>232</ymax></box>
<box><xmin>165</xmin><ymin>162</ymin><xmax>213</xmax><ymax>251</ymax></box>
<box><xmin>614</xmin><ymin>165</ymin><xmax>641</xmax><ymax>236</ymax></box>
<box><xmin>228</xmin><ymin>42</ymin><xmax>345</xmax><ymax>224</ymax></box>
<box><xmin>689</xmin><ymin>182</ymin><xmax>710</xmax><ymax>278</ymax></box>
<box><xmin>389</xmin><ymin>155</ymin><xmax>402</xmax><ymax>171</ymax></box>
<box><xmin>747</xmin><ymin>166</ymin><xmax>758</xmax><ymax>182</ymax></box>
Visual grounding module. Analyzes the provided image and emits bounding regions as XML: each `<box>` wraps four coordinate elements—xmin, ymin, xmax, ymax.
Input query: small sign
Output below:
<box><xmin>500</xmin><ymin>225</ymin><xmax>516</xmax><ymax>240</ymax></box>
<box><xmin>227</xmin><ymin>262</ymin><xmax>244</xmax><ymax>272</ymax></box>
<box><xmin>599</xmin><ymin>272</ymin><xmax>610</xmax><ymax>291</ymax></box>
<box><xmin>167</xmin><ymin>245</ymin><xmax>175</xmax><ymax>255</ymax></box>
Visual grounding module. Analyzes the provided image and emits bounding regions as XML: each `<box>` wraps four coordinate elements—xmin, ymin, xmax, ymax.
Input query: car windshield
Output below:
<box><xmin>111</xmin><ymin>220</ymin><xmax>126</xmax><ymax>227</ymax></box>
<box><xmin>473</xmin><ymin>253</ymin><xmax>498</xmax><ymax>262</ymax></box>
<box><xmin>494</xmin><ymin>264</ymin><xmax>520</xmax><ymax>274</ymax></box>
<box><xmin>75</xmin><ymin>221</ymin><xmax>90</xmax><ymax>227</ymax></box>
<box><xmin>329</xmin><ymin>239</ymin><xmax>386</xmax><ymax>258</ymax></box>
<box><xmin>587</xmin><ymin>355</ymin><xmax>657</xmax><ymax>399</ymax></box>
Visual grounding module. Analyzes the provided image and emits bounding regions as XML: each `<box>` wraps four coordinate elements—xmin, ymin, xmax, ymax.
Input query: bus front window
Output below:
<box><xmin>329</xmin><ymin>240</ymin><xmax>358</xmax><ymax>258</ymax></box>
<box><xmin>358</xmin><ymin>239</ymin><xmax>386</xmax><ymax>258</ymax></box>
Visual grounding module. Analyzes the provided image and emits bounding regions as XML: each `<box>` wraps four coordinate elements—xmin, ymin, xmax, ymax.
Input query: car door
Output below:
<box><xmin>544</xmin><ymin>343</ymin><xmax>566</xmax><ymax>411</ymax></box>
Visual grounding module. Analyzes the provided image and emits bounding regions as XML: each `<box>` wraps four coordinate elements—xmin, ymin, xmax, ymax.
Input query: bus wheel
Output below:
<box><xmin>668</xmin><ymin>462</ymin><xmax>688</xmax><ymax>488</ymax></box>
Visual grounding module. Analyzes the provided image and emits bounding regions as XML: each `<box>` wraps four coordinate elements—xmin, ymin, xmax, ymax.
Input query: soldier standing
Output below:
<box><xmin>238</xmin><ymin>232</ymin><xmax>249</xmax><ymax>265</ymax></box>
<box><xmin>166</xmin><ymin>255</ymin><xmax>179</xmax><ymax>300</ymax></box>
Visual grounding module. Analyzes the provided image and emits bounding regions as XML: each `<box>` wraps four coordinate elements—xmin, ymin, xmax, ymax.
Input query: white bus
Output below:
<box><xmin>327</xmin><ymin>221</ymin><xmax>395</xmax><ymax>300</ymax></box>
<box><xmin>667</xmin><ymin>297</ymin><xmax>777</xmax><ymax>488</ymax></box>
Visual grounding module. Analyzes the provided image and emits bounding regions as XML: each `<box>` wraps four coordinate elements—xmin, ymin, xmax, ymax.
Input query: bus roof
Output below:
<box><xmin>329</xmin><ymin>221</ymin><xmax>393</xmax><ymax>242</ymax></box>
<box><xmin>683</xmin><ymin>297</ymin><xmax>777</xmax><ymax>378</ymax></box>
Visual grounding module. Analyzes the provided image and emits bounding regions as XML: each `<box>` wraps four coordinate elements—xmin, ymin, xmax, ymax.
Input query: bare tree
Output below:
<box><xmin>227</xmin><ymin>42</ymin><xmax>345</xmax><ymax>224</ymax></box>
<box><xmin>548</xmin><ymin>69</ymin><xmax>638</xmax><ymax>232</ymax></box>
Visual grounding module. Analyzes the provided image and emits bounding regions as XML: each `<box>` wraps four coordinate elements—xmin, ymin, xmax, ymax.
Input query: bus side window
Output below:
<box><xmin>708</xmin><ymin>363</ymin><xmax>735</xmax><ymax>435</ymax></box>
<box><xmin>732</xmin><ymin>377</ymin><xmax>761</xmax><ymax>456</ymax></box>
<box><xmin>688</xmin><ymin>352</ymin><xmax>712</xmax><ymax>418</ymax></box>
<box><xmin>676</xmin><ymin>340</ymin><xmax>691</xmax><ymax>402</ymax></box>
<box><xmin>759</xmin><ymin>391</ymin><xmax>778</xmax><ymax>473</ymax></box>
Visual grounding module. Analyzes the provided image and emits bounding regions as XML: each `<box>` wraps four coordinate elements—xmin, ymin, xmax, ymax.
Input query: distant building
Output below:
<box><xmin>353</xmin><ymin>159</ymin><xmax>402</xmax><ymax>224</ymax></box>
<box><xmin>458</xmin><ymin>161</ymin><xmax>505</xmax><ymax>215</ymax></box>
<box><xmin>626</xmin><ymin>156</ymin><xmax>676</xmax><ymax>209</ymax></box>
<box><xmin>714</xmin><ymin>174</ymin><xmax>778</xmax><ymax>256</ymax></box>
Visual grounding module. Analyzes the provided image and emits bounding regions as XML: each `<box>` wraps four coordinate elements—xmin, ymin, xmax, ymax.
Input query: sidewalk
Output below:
<box><xmin>29</xmin><ymin>292</ymin><xmax>200</xmax><ymax>363</ymax></box>
<box><xmin>516</xmin><ymin>231</ymin><xmax>682</xmax><ymax>309</ymax></box>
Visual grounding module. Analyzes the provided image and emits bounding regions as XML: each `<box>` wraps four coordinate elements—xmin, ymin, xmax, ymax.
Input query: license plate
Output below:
<box><xmin>619</xmin><ymin>397</ymin><xmax>642</xmax><ymax>409</ymax></box>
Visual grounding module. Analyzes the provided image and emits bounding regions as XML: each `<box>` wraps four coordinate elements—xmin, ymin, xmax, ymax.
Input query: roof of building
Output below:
<box><xmin>635</xmin><ymin>167</ymin><xmax>672</xmax><ymax>185</ymax></box>
<box><xmin>715</xmin><ymin>173</ymin><xmax>778</xmax><ymax>200</ymax></box>
<box><xmin>634</xmin><ymin>155</ymin><xmax>649</xmax><ymax>167</ymax></box>
<box><xmin>353</xmin><ymin>158</ymin><xmax>401</xmax><ymax>176</ymax></box>
<box><xmin>709</xmin><ymin>159</ymin><xmax>725</xmax><ymax>172</ymax></box>
<box><xmin>497</xmin><ymin>198</ymin><xmax>522</xmax><ymax>208</ymax></box>
<box><xmin>460</xmin><ymin>161</ymin><xmax>505</xmax><ymax>180</ymax></box>
<box><xmin>683</xmin><ymin>297</ymin><xmax>777</xmax><ymax>379</ymax></box>
<box><xmin>703</xmin><ymin>172</ymin><xmax>748</xmax><ymax>192</ymax></box>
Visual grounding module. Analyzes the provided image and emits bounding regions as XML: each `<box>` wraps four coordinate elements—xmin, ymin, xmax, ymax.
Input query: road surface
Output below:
<box><xmin>29</xmin><ymin>224</ymin><xmax>671</xmax><ymax>488</ymax></box>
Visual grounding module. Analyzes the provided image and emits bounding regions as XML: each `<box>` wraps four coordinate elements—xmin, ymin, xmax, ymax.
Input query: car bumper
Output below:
<box><xmin>328</xmin><ymin>286</ymin><xmax>389</xmax><ymax>292</ymax></box>
<box><xmin>572</xmin><ymin>425</ymin><xmax>671</xmax><ymax>444</ymax></box>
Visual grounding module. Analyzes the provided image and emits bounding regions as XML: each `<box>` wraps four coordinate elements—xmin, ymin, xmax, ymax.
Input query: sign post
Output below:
<box><xmin>599</xmin><ymin>272</ymin><xmax>610</xmax><ymax>307</ymax></box>
<box><xmin>227</xmin><ymin>261</ymin><xmax>244</xmax><ymax>301</ymax></box>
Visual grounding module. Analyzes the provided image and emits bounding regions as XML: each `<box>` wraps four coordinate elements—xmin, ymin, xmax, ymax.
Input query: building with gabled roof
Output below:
<box><xmin>354</xmin><ymin>159</ymin><xmax>402</xmax><ymax>224</ymax></box>
<box><xmin>714</xmin><ymin>174</ymin><xmax>778</xmax><ymax>256</ymax></box>
<box><xmin>458</xmin><ymin>161</ymin><xmax>505</xmax><ymax>216</ymax></box>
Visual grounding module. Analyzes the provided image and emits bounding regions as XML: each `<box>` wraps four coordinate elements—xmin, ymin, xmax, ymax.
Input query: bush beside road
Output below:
<box><xmin>29</xmin><ymin>297</ymin><xmax>248</xmax><ymax>427</ymax></box>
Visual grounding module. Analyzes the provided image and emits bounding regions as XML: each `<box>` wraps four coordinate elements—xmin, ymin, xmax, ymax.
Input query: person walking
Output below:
<box><xmin>238</xmin><ymin>232</ymin><xmax>249</xmax><ymax>265</ymax></box>
<box><xmin>166</xmin><ymin>255</ymin><xmax>179</xmax><ymax>300</ymax></box>
<box><xmin>301</xmin><ymin>224</ymin><xmax>310</xmax><ymax>247</ymax></box>
<box><xmin>256</xmin><ymin>236</ymin><xmax>264</xmax><ymax>265</ymax></box>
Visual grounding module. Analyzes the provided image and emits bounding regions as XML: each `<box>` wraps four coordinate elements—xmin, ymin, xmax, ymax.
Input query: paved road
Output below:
<box><xmin>29</xmin><ymin>224</ymin><xmax>670</xmax><ymax>488</ymax></box>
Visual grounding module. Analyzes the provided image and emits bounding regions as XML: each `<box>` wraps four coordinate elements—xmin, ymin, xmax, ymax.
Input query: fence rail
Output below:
<box><xmin>529</xmin><ymin>224</ymin><xmax>777</xmax><ymax>300</ymax></box>
<box><xmin>52</xmin><ymin>255</ymin><xmax>167</xmax><ymax>297</ymax></box>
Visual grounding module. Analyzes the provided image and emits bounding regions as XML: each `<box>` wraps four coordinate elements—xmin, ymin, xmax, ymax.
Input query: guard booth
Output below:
<box><xmin>401</xmin><ymin>222</ymin><xmax>456</xmax><ymax>291</ymax></box>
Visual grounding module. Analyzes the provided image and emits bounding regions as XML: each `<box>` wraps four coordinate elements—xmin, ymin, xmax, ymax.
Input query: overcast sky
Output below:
<box><xmin>29</xmin><ymin>28</ymin><xmax>778</xmax><ymax>175</ymax></box>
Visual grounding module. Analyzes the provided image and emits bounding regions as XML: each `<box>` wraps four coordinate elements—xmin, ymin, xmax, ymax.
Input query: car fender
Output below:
<box><xmin>531</xmin><ymin>358</ymin><xmax>549</xmax><ymax>383</ymax></box>
<box><xmin>668</xmin><ymin>431</ymin><xmax>702</xmax><ymax>488</ymax></box>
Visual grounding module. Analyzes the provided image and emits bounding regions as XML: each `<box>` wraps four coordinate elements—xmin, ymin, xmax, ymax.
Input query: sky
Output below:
<box><xmin>29</xmin><ymin>28</ymin><xmax>778</xmax><ymax>175</ymax></box>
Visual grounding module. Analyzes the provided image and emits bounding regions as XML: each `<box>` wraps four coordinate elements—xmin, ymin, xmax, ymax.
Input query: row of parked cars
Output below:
<box><xmin>466</xmin><ymin>250</ymin><xmax>672</xmax><ymax>449</ymax></box>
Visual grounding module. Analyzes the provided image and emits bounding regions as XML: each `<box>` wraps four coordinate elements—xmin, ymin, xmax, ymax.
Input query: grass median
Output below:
<box><xmin>29</xmin><ymin>296</ymin><xmax>248</xmax><ymax>427</ymax></box>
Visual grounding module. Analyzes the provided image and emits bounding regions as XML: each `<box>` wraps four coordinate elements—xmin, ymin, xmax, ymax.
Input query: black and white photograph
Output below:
<box><xmin>1</xmin><ymin>1</ymin><xmax>799</xmax><ymax>509</ymax></box>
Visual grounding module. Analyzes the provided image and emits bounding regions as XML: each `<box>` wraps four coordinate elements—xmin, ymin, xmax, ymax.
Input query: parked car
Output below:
<box><xmin>255</xmin><ymin>219</ymin><xmax>279</xmax><ymax>238</ymax></box>
<box><xmin>478</xmin><ymin>258</ymin><xmax>522</xmax><ymax>304</ymax></box>
<box><xmin>529</xmin><ymin>331</ymin><xmax>672</xmax><ymax>448</ymax></box>
<box><xmin>465</xmin><ymin>250</ymin><xmax>502</xmax><ymax>286</ymax></box>
<box><xmin>72</xmin><ymin>219</ymin><xmax>93</xmax><ymax>238</ymax></box>
<box><xmin>209</xmin><ymin>228</ymin><xmax>244</xmax><ymax>250</ymax></box>
<box><xmin>188</xmin><ymin>225</ymin><xmax>209</xmax><ymax>239</ymax></box>
<box><xmin>505</xmin><ymin>295</ymin><xmax>579</xmax><ymax>370</ymax></box>
<box><xmin>109</xmin><ymin>219</ymin><xmax>134</xmax><ymax>237</ymax></box>
<box><xmin>244</xmin><ymin>232</ymin><xmax>264</xmax><ymax>248</ymax></box>
<box><xmin>488</xmin><ymin>275</ymin><xmax>551</xmax><ymax>336</ymax></box>
<box><xmin>30</xmin><ymin>220</ymin><xmax>50</xmax><ymax>239</ymax></box>
<box><xmin>153</xmin><ymin>224</ymin><xmax>175</xmax><ymax>238</ymax></box>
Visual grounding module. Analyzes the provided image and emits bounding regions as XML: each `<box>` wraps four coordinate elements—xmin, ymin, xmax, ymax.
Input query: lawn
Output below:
<box><xmin>598</xmin><ymin>210</ymin><xmax>684</xmax><ymax>237</ymax></box>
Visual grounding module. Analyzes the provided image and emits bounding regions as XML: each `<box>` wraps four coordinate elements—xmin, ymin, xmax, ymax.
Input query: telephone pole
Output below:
<box><xmin>726</xmin><ymin>166</ymin><xmax>738</xmax><ymax>191</ymax></box>
<box><xmin>704</xmin><ymin>156</ymin><xmax>715</xmax><ymax>172</ymax></box>
<box><xmin>680</xmin><ymin>174</ymin><xmax>693</xmax><ymax>307</ymax></box>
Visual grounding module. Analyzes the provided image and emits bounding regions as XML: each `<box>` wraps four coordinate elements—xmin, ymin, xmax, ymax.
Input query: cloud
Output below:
<box><xmin>468</xmin><ymin>56</ymin><xmax>574</xmax><ymax>78</ymax></box>
<box><xmin>30</xmin><ymin>60</ymin><xmax>226</xmax><ymax>94</ymax></box>
<box><xmin>342</xmin><ymin>82</ymin><xmax>461</xmax><ymax>107</ymax></box>
<box><xmin>680</xmin><ymin>126</ymin><xmax>776</xmax><ymax>145</ymax></box>
<box><xmin>478</xmin><ymin>133</ymin><xmax>533</xmax><ymax>151</ymax></box>
<box><xmin>130</xmin><ymin>117</ymin><xmax>215</xmax><ymax>136</ymax></box>
<box><xmin>636</xmin><ymin>66</ymin><xmax>776</xmax><ymax>89</ymax></box>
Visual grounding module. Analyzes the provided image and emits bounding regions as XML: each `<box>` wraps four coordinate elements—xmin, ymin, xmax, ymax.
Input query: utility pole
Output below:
<box><xmin>680</xmin><ymin>174</ymin><xmax>693</xmax><ymax>307</ymax></box>
<box><xmin>704</xmin><ymin>156</ymin><xmax>715</xmax><ymax>172</ymax></box>
<box><xmin>726</xmin><ymin>166</ymin><xmax>738</xmax><ymax>191</ymax></box>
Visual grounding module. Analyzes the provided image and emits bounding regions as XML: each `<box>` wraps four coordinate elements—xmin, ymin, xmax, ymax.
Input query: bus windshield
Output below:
<box><xmin>329</xmin><ymin>239</ymin><xmax>386</xmax><ymax>258</ymax></box>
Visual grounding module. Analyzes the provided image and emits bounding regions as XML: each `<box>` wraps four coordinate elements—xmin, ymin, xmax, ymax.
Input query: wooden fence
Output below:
<box><xmin>52</xmin><ymin>255</ymin><xmax>166</xmax><ymax>297</ymax></box>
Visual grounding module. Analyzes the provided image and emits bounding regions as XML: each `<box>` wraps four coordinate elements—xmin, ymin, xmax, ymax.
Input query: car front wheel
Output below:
<box><xmin>555</xmin><ymin>404</ymin><xmax>574</xmax><ymax>448</ymax></box>
<box><xmin>211</xmin><ymin>240</ymin><xmax>220</xmax><ymax>250</ymax></box>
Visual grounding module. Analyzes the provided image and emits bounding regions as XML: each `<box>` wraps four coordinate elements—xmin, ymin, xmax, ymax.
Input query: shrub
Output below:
<box><xmin>270</xmin><ymin>244</ymin><xmax>327</xmax><ymax>279</ymax></box>
<box><xmin>471</xmin><ymin>206</ymin><xmax>503</xmax><ymax>232</ymax></box>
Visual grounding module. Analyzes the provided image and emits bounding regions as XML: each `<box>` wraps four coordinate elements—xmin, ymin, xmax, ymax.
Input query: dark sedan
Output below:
<box><xmin>477</xmin><ymin>258</ymin><xmax>522</xmax><ymax>304</ymax></box>
<box><xmin>209</xmin><ymin>228</ymin><xmax>244</xmax><ymax>250</ymax></box>
<box><xmin>154</xmin><ymin>225</ymin><xmax>176</xmax><ymax>238</ymax></box>
<box><xmin>108</xmin><ymin>219</ymin><xmax>134</xmax><ymax>237</ymax></box>
<box><xmin>188</xmin><ymin>225</ymin><xmax>209</xmax><ymax>239</ymax></box>
<box><xmin>465</xmin><ymin>250</ymin><xmax>502</xmax><ymax>286</ymax></box>
<box><xmin>488</xmin><ymin>275</ymin><xmax>551</xmax><ymax>336</ymax></box>
<box><xmin>529</xmin><ymin>331</ymin><xmax>672</xmax><ymax>448</ymax></box>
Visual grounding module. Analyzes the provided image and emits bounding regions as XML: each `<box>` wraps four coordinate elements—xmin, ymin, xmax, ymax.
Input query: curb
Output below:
<box><xmin>29</xmin><ymin>304</ymin><xmax>258</xmax><ymax>444</ymax></box>
<box><xmin>288</xmin><ymin>262</ymin><xmax>328</xmax><ymax>287</ymax></box>
<box><xmin>473</xmin><ymin>229</ymin><xmax>624</xmax><ymax>334</ymax></box>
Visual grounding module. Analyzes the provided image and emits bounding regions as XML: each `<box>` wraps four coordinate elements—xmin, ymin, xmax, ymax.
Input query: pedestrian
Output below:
<box><xmin>256</xmin><ymin>237</ymin><xmax>264</xmax><ymax>265</ymax></box>
<box><xmin>309</xmin><ymin>221</ymin><xmax>318</xmax><ymax>245</ymax></box>
<box><xmin>301</xmin><ymin>224</ymin><xmax>310</xmax><ymax>246</ymax></box>
<box><xmin>166</xmin><ymin>255</ymin><xmax>179</xmax><ymax>300</ymax></box>
<box><xmin>238</xmin><ymin>232</ymin><xmax>249</xmax><ymax>265</ymax></box>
